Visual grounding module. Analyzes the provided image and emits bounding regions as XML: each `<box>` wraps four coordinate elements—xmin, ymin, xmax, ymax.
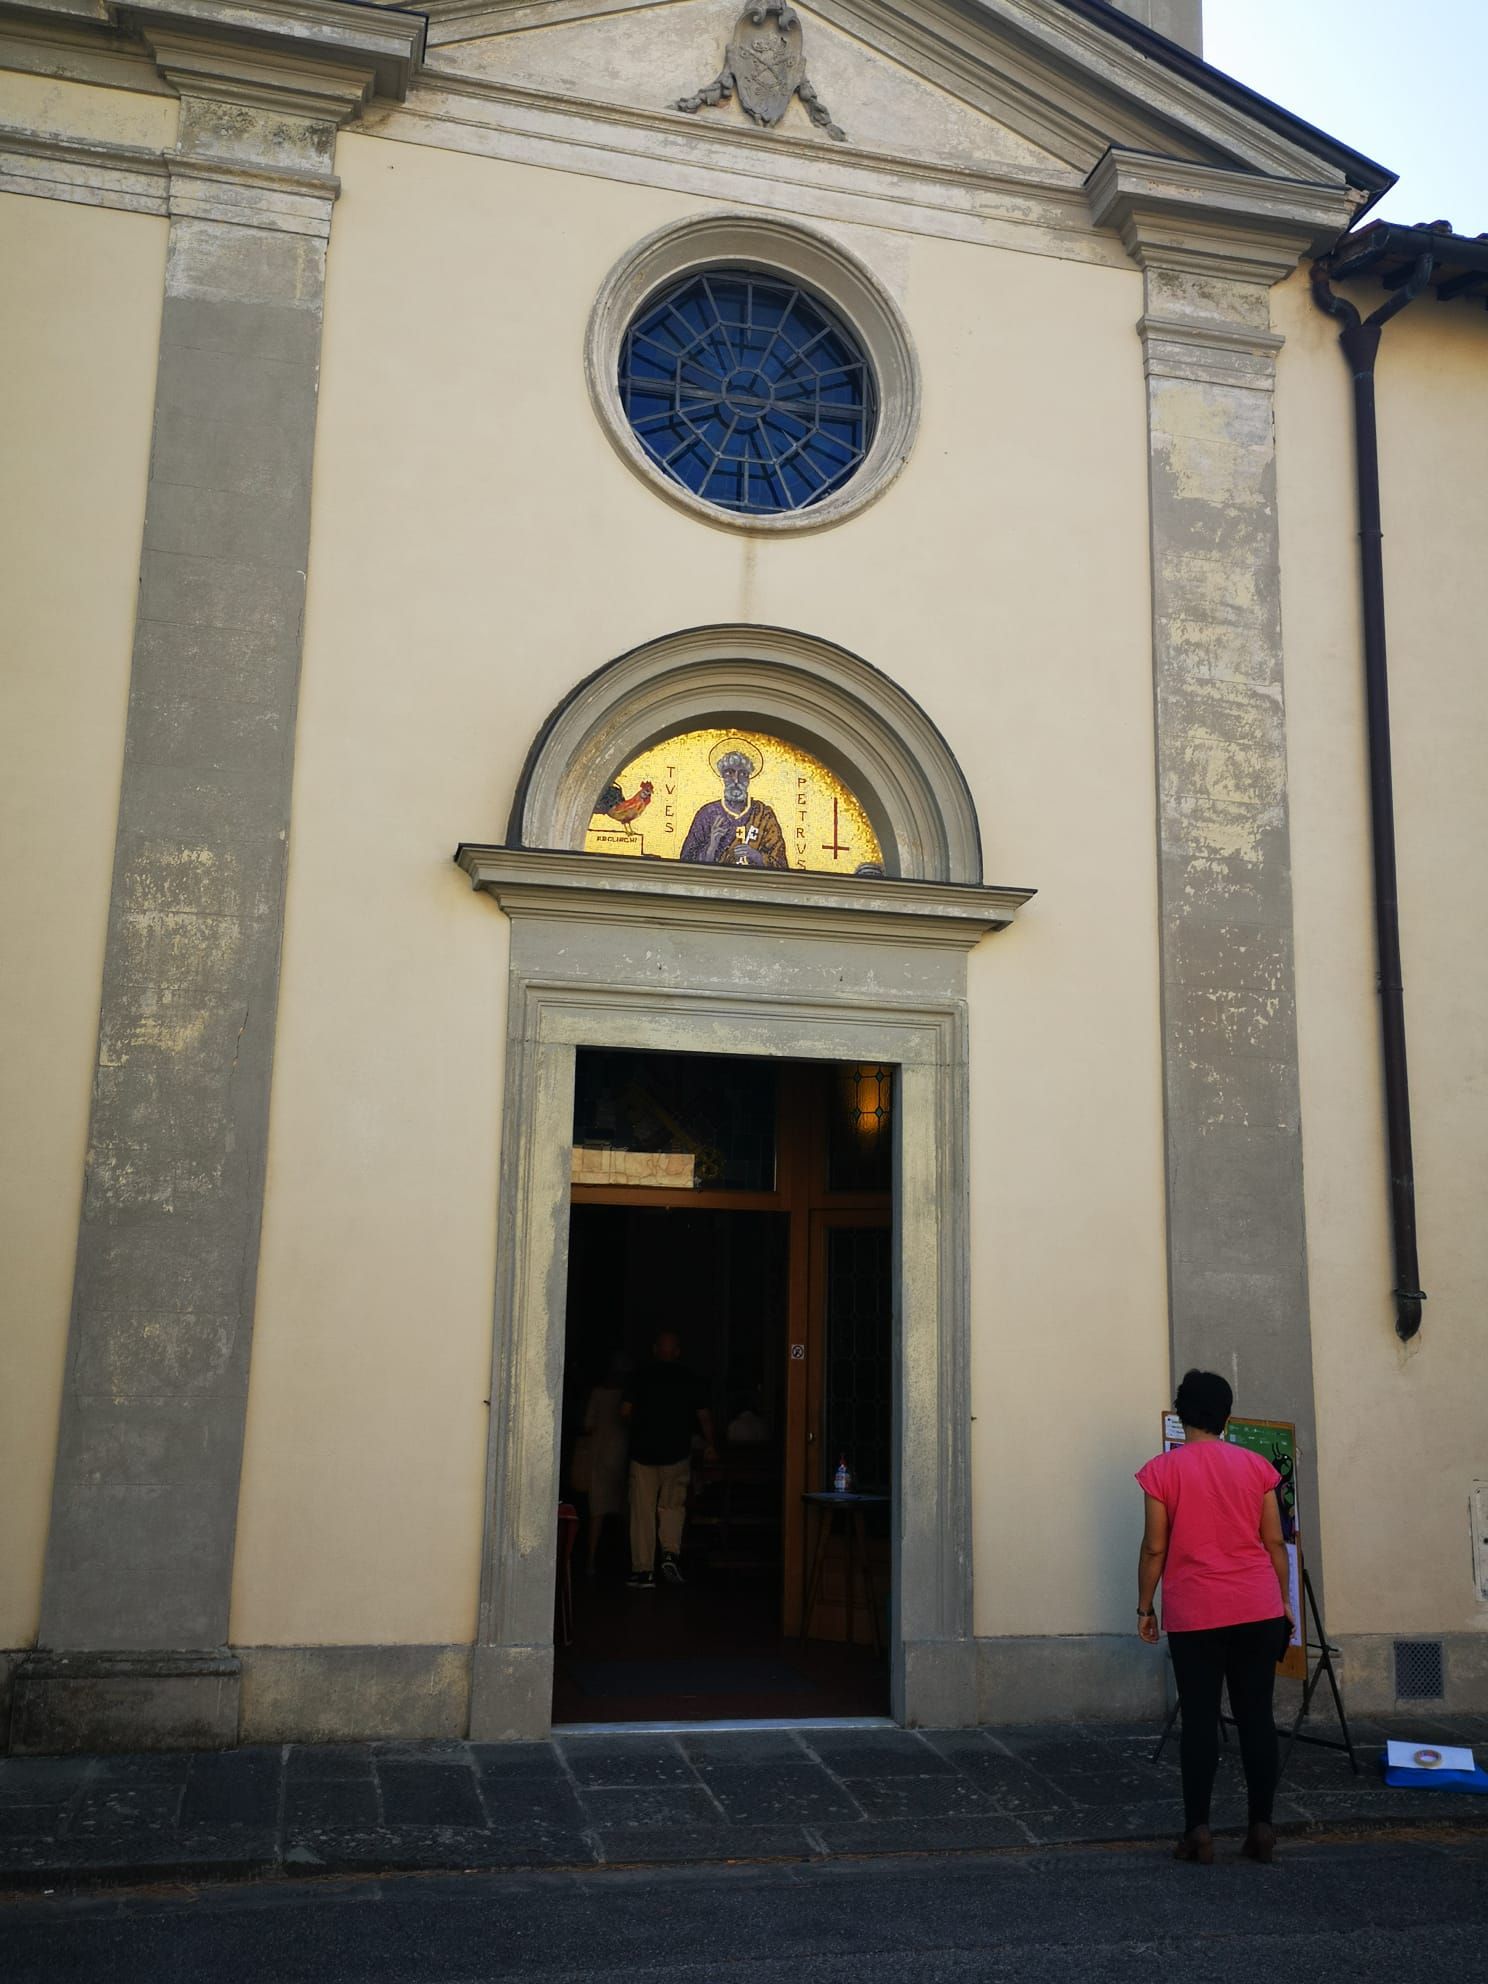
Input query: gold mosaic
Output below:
<box><xmin>584</xmin><ymin>727</ymin><xmax>882</xmax><ymax>876</ymax></box>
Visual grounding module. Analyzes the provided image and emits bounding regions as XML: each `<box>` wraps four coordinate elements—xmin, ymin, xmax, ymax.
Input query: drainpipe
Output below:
<box><xmin>1310</xmin><ymin>249</ymin><xmax>1433</xmax><ymax>1341</ymax></box>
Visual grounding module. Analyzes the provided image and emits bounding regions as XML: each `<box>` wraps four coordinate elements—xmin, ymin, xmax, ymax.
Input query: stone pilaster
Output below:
<box><xmin>1089</xmin><ymin>153</ymin><xmax>1353</xmax><ymax>1586</ymax></box>
<box><xmin>14</xmin><ymin>0</ymin><xmax>421</xmax><ymax>1754</ymax></box>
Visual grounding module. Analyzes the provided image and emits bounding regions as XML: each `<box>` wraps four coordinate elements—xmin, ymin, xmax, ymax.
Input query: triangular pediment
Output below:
<box><xmin>406</xmin><ymin>0</ymin><xmax>1365</xmax><ymax>194</ymax></box>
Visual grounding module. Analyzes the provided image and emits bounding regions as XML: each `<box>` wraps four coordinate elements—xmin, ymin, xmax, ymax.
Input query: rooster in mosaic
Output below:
<box><xmin>595</xmin><ymin>779</ymin><xmax>654</xmax><ymax>836</ymax></box>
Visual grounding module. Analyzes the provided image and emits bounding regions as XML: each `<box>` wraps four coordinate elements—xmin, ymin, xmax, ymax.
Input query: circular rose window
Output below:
<box><xmin>618</xmin><ymin>269</ymin><xmax>879</xmax><ymax>516</ymax></box>
<box><xmin>587</xmin><ymin>215</ymin><xmax>920</xmax><ymax>534</ymax></box>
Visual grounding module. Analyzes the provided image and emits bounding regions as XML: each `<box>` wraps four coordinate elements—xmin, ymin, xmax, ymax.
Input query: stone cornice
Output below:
<box><xmin>1</xmin><ymin>0</ymin><xmax>426</xmax><ymax>101</ymax></box>
<box><xmin>455</xmin><ymin>847</ymin><xmax>1034</xmax><ymax>952</ymax></box>
<box><xmin>374</xmin><ymin>71</ymin><xmax>1129</xmax><ymax>269</ymax></box>
<box><xmin>0</xmin><ymin>10</ymin><xmax>175</xmax><ymax>92</ymax></box>
<box><xmin>129</xmin><ymin>0</ymin><xmax>426</xmax><ymax>99</ymax></box>
<box><xmin>814</xmin><ymin>0</ymin><xmax>1357</xmax><ymax>187</ymax></box>
<box><xmin>0</xmin><ymin>119</ymin><xmax>341</xmax><ymax>223</ymax></box>
<box><xmin>1135</xmin><ymin>314</ymin><xmax>1286</xmax><ymax>355</ymax></box>
<box><xmin>1087</xmin><ymin>148</ymin><xmax>1357</xmax><ymax>285</ymax></box>
<box><xmin>143</xmin><ymin>23</ymin><xmax>383</xmax><ymax>122</ymax></box>
<box><xmin>416</xmin><ymin>62</ymin><xmax>1086</xmax><ymax>205</ymax></box>
<box><xmin>167</xmin><ymin>146</ymin><xmax>338</xmax><ymax>227</ymax></box>
<box><xmin>1136</xmin><ymin>311</ymin><xmax>1287</xmax><ymax>392</ymax></box>
<box><xmin>418</xmin><ymin>0</ymin><xmax>656</xmax><ymax>31</ymax></box>
<box><xmin>0</xmin><ymin>125</ymin><xmax>169</xmax><ymax>209</ymax></box>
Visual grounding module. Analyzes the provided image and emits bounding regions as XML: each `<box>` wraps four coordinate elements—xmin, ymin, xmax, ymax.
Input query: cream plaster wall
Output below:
<box><xmin>1277</xmin><ymin>268</ymin><xmax>1488</xmax><ymax>1639</ymax></box>
<box><xmin>0</xmin><ymin>187</ymin><xmax>165</xmax><ymax>1645</ymax></box>
<box><xmin>0</xmin><ymin>71</ymin><xmax>177</xmax><ymax>149</ymax></box>
<box><xmin>230</xmin><ymin>131</ymin><xmax>1168</xmax><ymax>1647</ymax></box>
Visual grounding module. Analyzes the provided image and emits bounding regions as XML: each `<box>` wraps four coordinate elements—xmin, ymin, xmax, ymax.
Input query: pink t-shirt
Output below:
<box><xmin>1136</xmin><ymin>1440</ymin><xmax>1283</xmax><ymax>1632</ymax></box>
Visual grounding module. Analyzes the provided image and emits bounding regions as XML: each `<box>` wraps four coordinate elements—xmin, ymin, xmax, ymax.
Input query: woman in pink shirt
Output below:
<box><xmin>1136</xmin><ymin>1369</ymin><xmax>1295</xmax><ymax>1866</ymax></box>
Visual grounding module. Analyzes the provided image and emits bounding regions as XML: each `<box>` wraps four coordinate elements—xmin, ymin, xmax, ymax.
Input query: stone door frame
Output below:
<box><xmin>458</xmin><ymin>848</ymin><xmax>1030</xmax><ymax>1737</ymax></box>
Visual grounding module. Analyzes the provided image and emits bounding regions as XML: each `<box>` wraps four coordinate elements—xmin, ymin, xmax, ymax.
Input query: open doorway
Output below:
<box><xmin>551</xmin><ymin>1048</ymin><xmax>893</xmax><ymax>1725</ymax></box>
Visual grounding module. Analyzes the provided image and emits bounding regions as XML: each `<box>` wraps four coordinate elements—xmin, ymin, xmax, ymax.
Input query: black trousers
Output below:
<box><xmin>1167</xmin><ymin>1616</ymin><xmax>1287</xmax><ymax>1830</ymax></box>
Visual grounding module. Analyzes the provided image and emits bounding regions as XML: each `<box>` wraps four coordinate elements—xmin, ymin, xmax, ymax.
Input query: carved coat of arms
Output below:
<box><xmin>677</xmin><ymin>4</ymin><xmax>845</xmax><ymax>142</ymax></box>
<box><xmin>731</xmin><ymin>6</ymin><xmax>804</xmax><ymax>127</ymax></box>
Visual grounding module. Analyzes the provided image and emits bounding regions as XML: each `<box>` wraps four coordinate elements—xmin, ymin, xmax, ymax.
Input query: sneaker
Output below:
<box><xmin>659</xmin><ymin>1553</ymin><xmax>685</xmax><ymax>1585</ymax></box>
<box><xmin>626</xmin><ymin>1570</ymin><xmax>655</xmax><ymax>1590</ymax></box>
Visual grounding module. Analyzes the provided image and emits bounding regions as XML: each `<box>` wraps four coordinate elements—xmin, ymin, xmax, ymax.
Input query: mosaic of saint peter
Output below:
<box><xmin>679</xmin><ymin>738</ymin><xmax>790</xmax><ymax>868</ymax></box>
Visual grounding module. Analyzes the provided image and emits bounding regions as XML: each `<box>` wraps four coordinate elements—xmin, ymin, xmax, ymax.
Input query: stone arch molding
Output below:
<box><xmin>508</xmin><ymin>626</ymin><xmax>984</xmax><ymax>885</ymax></box>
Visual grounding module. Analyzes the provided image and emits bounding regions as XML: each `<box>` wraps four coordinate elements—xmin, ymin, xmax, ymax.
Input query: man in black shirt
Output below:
<box><xmin>622</xmin><ymin>1332</ymin><xmax>715</xmax><ymax>1588</ymax></box>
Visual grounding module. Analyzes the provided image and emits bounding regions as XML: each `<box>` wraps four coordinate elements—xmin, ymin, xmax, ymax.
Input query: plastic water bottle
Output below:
<box><xmin>834</xmin><ymin>1457</ymin><xmax>851</xmax><ymax>1495</ymax></box>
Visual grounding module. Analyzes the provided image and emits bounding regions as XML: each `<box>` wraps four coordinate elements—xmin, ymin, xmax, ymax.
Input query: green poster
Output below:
<box><xmin>1225</xmin><ymin>1417</ymin><xmax>1304</xmax><ymax>1671</ymax></box>
<box><xmin>1226</xmin><ymin>1418</ymin><xmax>1299</xmax><ymax>1545</ymax></box>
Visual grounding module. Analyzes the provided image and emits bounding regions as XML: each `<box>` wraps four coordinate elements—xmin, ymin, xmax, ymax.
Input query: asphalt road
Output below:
<box><xmin>3</xmin><ymin>1832</ymin><xmax>1484</xmax><ymax>1982</ymax></box>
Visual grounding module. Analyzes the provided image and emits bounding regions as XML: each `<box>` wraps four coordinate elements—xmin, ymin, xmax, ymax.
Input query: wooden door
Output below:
<box><xmin>799</xmin><ymin>1211</ymin><xmax>892</xmax><ymax>1642</ymax></box>
<box><xmin>779</xmin><ymin>1064</ymin><xmax>893</xmax><ymax>1638</ymax></box>
<box><xmin>566</xmin><ymin>1048</ymin><xmax>891</xmax><ymax>1641</ymax></box>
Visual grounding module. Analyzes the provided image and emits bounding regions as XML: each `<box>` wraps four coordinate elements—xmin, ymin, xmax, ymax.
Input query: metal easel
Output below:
<box><xmin>1151</xmin><ymin>1570</ymin><xmax>1358</xmax><ymax>1780</ymax></box>
<box><xmin>1276</xmin><ymin>1568</ymin><xmax>1358</xmax><ymax>1776</ymax></box>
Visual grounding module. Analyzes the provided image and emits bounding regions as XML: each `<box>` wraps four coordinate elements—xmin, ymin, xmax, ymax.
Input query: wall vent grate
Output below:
<box><xmin>1393</xmin><ymin>1639</ymin><xmax>1445</xmax><ymax>1701</ymax></box>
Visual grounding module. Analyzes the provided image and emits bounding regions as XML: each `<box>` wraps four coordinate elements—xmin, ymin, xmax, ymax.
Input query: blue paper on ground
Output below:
<box><xmin>1381</xmin><ymin>1740</ymin><xmax>1488</xmax><ymax>1792</ymax></box>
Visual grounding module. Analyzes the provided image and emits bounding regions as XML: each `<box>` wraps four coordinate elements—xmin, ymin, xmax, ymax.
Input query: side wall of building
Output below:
<box><xmin>1277</xmin><ymin>268</ymin><xmax>1488</xmax><ymax>1707</ymax></box>
<box><xmin>227</xmin><ymin>129</ymin><xmax>1170</xmax><ymax>1724</ymax></box>
<box><xmin>0</xmin><ymin>80</ymin><xmax>171</xmax><ymax>1652</ymax></box>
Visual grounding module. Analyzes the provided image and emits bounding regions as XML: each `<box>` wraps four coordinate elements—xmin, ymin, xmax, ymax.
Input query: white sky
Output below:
<box><xmin>1203</xmin><ymin>0</ymin><xmax>1488</xmax><ymax>226</ymax></box>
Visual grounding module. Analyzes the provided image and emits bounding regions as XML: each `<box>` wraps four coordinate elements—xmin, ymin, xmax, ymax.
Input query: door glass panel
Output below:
<box><xmin>823</xmin><ymin>1225</ymin><xmax>891</xmax><ymax>1492</ymax></box>
<box><xmin>827</xmin><ymin>1064</ymin><xmax>893</xmax><ymax>1193</ymax></box>
<box><xmin>572</xmin><ymin>1049</ymin><xmax>776</xmax><ymax>1191</ymax></box>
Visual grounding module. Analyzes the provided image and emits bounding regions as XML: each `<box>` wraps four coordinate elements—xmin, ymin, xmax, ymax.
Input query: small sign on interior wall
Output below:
<box><xmin>571</xmin><ymin>1147</ymin><xmax>696</xmax><ymax>1189</ymax></box>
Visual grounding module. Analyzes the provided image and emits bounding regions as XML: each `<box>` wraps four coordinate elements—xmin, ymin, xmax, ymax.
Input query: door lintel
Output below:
<box><xmin>456</xmin><ymin>844</ymin><xmax>1033</xmax><ymax>951</ymax></box>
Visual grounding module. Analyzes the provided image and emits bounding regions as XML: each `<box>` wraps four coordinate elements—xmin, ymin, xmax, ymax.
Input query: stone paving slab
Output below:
<box><xmin>0</xmin><ymin>1714</ymin><xmax>1484</xmax><ymax>1891</ymax></box>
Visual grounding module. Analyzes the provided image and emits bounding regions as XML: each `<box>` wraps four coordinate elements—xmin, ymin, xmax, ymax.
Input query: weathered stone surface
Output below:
<box><xmin>977</xmin><ymin>1635</ymin><xmax>1167</xmax><ymax>1725</ymax></box>
<box><xmin>10</xmin><ymin>1651</ymin><xmax>240</xmax><ymax>1755</ymax></box>
<box><xmin>899</xmin><ymin>1640</ymin><xmax>979</xmax><ymax>1729</ymax></box>
<box><xmin>1337</xmin><ymin>1634</ymin><xmax>1488</xmax><ymax>1714</ymax></box>
<box><xmin>240</xmin><ymin>1646</ymin><xmax>474</xmax><ymax>1745</ymax></box>
<box><xmin>1105</xmin><ymin>0</ymin><xmax>1204</xmax><ymax>57</ymax></box>
<box><xmin>33</xmin><ymin>63</ymin><xmax>344</xmax><ymax>1706</ymax></box>
<box><xmin>1142</xmin><ymin>292</ymin><xmax>1319</xmax><ymax>1511</ymax></box>
<box><xmin>1085</xmin><ymin>152</ymin><xmax>1340</xmax><ymax>1589</ymax></box>
<box><xmin>469</xmin><ymin>1645</ymin><xmax>555</xmax><ymax>1746</ymax></box>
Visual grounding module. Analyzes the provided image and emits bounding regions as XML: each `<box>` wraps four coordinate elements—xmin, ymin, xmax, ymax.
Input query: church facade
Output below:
<box><xmin>2</xmin><ymin>0</ymin><xmax>1485</xmax><ymax>1751</ymax></box>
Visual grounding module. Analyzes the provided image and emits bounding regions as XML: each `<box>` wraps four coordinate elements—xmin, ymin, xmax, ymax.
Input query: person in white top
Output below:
<box><xmin>577</xmin><ymin>1353</ymin><xmax>631</xmax><ymax>1576</ymax></box>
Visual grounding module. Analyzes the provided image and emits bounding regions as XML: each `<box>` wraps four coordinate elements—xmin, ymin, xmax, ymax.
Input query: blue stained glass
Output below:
<box><xmin>619</xmin><ymin>270</ymin><xmax>879</xmax><ymax>515</ymax></box>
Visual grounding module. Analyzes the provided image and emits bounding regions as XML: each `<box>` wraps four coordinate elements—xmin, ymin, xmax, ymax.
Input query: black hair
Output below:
<box><xmin>1174</xmin><ymin>1368</ymin><xmax>1232</xmax><ymax>1435</ymax></box>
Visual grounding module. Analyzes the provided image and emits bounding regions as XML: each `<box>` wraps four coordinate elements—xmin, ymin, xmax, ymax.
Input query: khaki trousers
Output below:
<box><xmin>629</xmin><ymin>1458</ymin><xmax>690</xmax><ymax>1571</ymax></box>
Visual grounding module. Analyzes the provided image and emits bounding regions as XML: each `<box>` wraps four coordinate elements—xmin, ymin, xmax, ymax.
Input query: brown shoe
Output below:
<box><xmin>1173</xmin><ymin>1826</ymin><xmax>1214</xmax><ymax>1865</ymax></box>
<box><xmin>1241</xmin><ymin>1821</ymin><xmax>1277</xmax><ymax>1864</ymax></box>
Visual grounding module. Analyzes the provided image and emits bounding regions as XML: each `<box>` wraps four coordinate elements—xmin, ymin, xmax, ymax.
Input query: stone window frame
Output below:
<box><xmin>586</xmin><ymin>214</ymin><xmax>921</xmax><ymax>536</ymax></box>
